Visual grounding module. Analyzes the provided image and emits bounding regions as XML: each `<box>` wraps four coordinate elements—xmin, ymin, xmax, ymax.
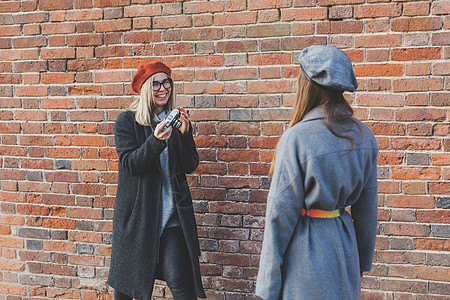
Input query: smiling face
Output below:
<box><xmin>151</xmin><ymin>72</ymin><xmax>172</xmax><ymax>114</ymax></box>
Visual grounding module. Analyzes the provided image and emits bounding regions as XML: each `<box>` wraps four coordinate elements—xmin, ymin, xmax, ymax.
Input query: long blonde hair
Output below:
<box><xmin>268</xmin><ymin>71</ymin><xmax>359</xmax><ymax>176</ymax></box>
<box><xmin>128</xmin><ymin>75</ymin><xmax>175</xmax><ymax>126</ymax></box>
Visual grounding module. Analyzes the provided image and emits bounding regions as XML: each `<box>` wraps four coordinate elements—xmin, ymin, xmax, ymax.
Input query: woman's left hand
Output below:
<box><xmin>177</xmin><ymin>106</ymin><xmax>191</xmax><ymax>135</ymax></box>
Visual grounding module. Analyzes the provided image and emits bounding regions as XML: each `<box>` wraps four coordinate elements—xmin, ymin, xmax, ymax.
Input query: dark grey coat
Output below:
<box><xmin>256</xmin><ymin>107</ymin><xmax>379</xmax><ymax>300</ymax></box>
<box><xmin>107</xmin><ymin>111</ymin><xmax>205</xmax><ymax>299</ymax></box>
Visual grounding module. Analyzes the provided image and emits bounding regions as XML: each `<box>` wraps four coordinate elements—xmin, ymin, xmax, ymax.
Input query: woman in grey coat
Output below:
<box><xmin>256</xmin><ymin>46</ymin><xmax>379</xmax><ymax>300</ymax></box>
<box><xmin>108</xmin><ymin>62</ymin><xmax>206</xmax><ymax>300</ymax></box>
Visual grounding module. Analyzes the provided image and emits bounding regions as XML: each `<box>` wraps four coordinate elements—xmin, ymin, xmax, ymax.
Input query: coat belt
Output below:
<box><xmin>302</xmin><ymin>208</ymin><xmax>345</xmax><ymax>218</ymax></box>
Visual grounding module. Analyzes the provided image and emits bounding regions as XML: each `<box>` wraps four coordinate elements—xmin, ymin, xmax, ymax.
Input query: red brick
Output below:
<box><xmin>20</xmin><ymin>136</ymin><xmax>52</xmax><ymax>146</ymax></box>
<box><xmin>67</xmin><ymin>34</ymin><xmax>103</xmax><ymax>47</ymax></box>
<box><xmin>355</xmin><ymin>64</ymin><xmax>403</xmax><ymax>77</ymax></box>
<box><xmin>13</xmin><ymin>37</ymin><xmax>47</xmax><ymax>48</ymax></box>
<box><xmin>218</xmin><ymin>150</ymin><xmax>259</xmax><ymax>162</ymax></box>
<box><xmin>94</xmin><ymin>71</ymin><xmax>130</xmax><ymax>83</ymax></box>
<box><xmin>431</xmin><ymin>1</ymin><xmax>450</xmax><ymax>15</ymax></box>
<box><xmin>71</xmin><ymin>136</ymin><xmax>106</xmax><ymax>147</ymax></box>
<box><xmin>391</xmin><ymin>47</ymin><xmax>441</xmax><ymax>61</ymax></box>
<box><xmin>0</xmin><ymin>1</ymin><xmax>20</xmax><ymax>13</ymax></box>
<box><xmin>93</xmin><ymin>0</ymin><xmax>130</xmax><ymax>7</ymax></box>
<box><xmin>45</xmin><ymin>171</ymin><xmax>79</xmax><ymax>183</ymax></box>
<box><xmin>281</xmin><ymin>8</ymin><xmax>327</xmax><ymax>21</ymax></box>
<box><xmin>355</xmin><ymin>3</ymin><xmax>402</xmax><ymax>18</ymax></box>
<box><xmin>67</xmin><ymin>59</ymin><xmax>102</xmax><ymax>72</ymax></box>
<box><xmin>317</xmin><ymin>20</ymin><xmax>363</xmax><ymax>34</ymax></box>
<box><xmin>433</xmin><ymin>61</ymin><xmax>450</xmax><ymax>76</ymax></box>
<box><xmin>123</xmin><ymin>5</ymin><xmax>161</xmax><ymax>17</ymax></box>
<box><xmin>386</xmin><ymin>195</ymin><xmax>435</xmax><ymax>209</ymax></box>
<box><xmin>431</xmin><ymin>93</ymin><xmax>450</xmax><ymax>106</ymax></box>
<box><xmin>72</xmin><ymin>160</ymin><xmax>107</xmax><ymax>170</ymax></box>
<box><xmin>414</xmin><ymin>266</ymin><xmax>450</xmax><ymax>282</ymax></box>
<box><xmin>66</xmin><ymin>9</ymin><xmax>103</xmax><ymax>21</ymax></box>
<box><xmin>41</xmin><ymin>73</ymin><xmax>75</xmax><ymax>85</ymax></box>
<box><xmin>183</xmin><ymin>55</ymin><xmax>224</xmax><ymax>68</ymax></box>
<box><xmin>392</xmin><ymin>17</ymin><xmax>442</xmax><ymax>32</ymax></box>
<box><xmin>95</xmin><ymin>45</ymin><xmax>132</xmax><ymax>58</ymax></box>
<box><xmin>396</xmin><ymin>108</ymin><xmax>446</xmax><ymax>122</ymax></box>
<box><xmin>68</xmin><ymin>85</ymin><xmax>103</xmax><ymax>95</ymax></box>
<box><xmin>355</xmin><ymin>34</ymin><xmax>402</xmax><ymax>48</ymax></box>
<box><xmin>154</xmin><ymin>43</ymin><xmax>194</xmax><ymax>56</ymax></box>
<box><xmin>283</xmin><ymin>36</ymin><xmax>327</xmax><ymax>51</ymax></box>
<box><xmin>71</xmin><ymin>184</ymin><xmax>106</xmax><ymax>196</ymax></box>
<box><xmin>0</xmin><ymin>282</ymin><xmax>26</xmax><ymax>295</ymax></box>
<box><xmin>417</xmin><ymin>208</ymin><xmax>450</xmax><ymax>223</ymax></box>
<box><xmin>247</xmin><ymin>24</ymin><xmax>290</xmax><ymax>38</ymax></box>
<box><xmin>248</xmin><ymin>81</ymin><xmax>290</xmax><ymax>94</ymax></box>
<box><xmin>13</xmin><ymin>12</ymin><xmax>48</xmax><ymax>24</ymax></box>
<box><xmin>405</xmin><ymin>62</ymin><xmax>431</xmax><ymax>76</ymax></box>
<box><xmin>248</xmin><ymin>0</ymin><xmax>290</xmax><ymax>9</ymax></box>
<box><xmin>216</xmin><ymin>40</ymin><xmax>258</xmax><ymax>53</ymax></box>
<box><xmin>183</xmin><ymin>1</ymin><xmax>223</xmax><ymax>14</ymax></box>
<box><xmin>41</xmin><ymin>23</ymin><xmax>75</xmax><ymax>35</ymax></box>
<box><xmin>292</xmin><ymin>23</ymin><xmax>315</xmax><ymax>35</ymax></box>
<box><xmin>357</xmin><ymin>94</ymin><xmax>403</xmax><ymax>107</ymax></box>
<box><xmin>415</xmin><ymin>238</ymin><xmax>450</xmax><ymax>251</ymax></box>
<box><xmin>391</xmin><ymin>167</ymin><xmax>441</xmax><ymax>180</ymax></box>
<box><xmin>403</xmin><ymin>2</ymin><xmax>430</xmax><ymax>16</ymax></box>
<box><xmin>382</xmin><ymin>223</ymin><xmax>430</xmax><ymax>237</ymax></box>
<box><xmin>431</xmin><ymin>153</ymin><xmax>450</xmax><ymax>166</ymax></box>
<box><xmin>153</xmin><ymin>15</ymin><xmax>191</xmax><ymax>29</ymax></box>
<box><xmin>428</xmin><ymin>182</ymin><xmax>450</xmax><ymax>195</ymax></box>
<box><xmin>95</xmin><ymin>19</ymin><xmax>131</xmax><ymax>32</ymax></box>
<box><xmin>317</xmin><ymin>0</ymin><xmax>363</xmax><ymax>4</ymax></box>
<box><xmin>211</xmin><ymin>278</ymin><xmax>253</xmax><ymax>292</ymax></box>
<box><xmin>0</xmin><ymin>25</ymin><xmax>20</xmax><ymax>37</ymax></box>
<box><xmin>184</xmin><ymin>82</ymin><xmax>223</xmax><ymax>94</ymax></box>
<box><xmin>49</xmin><ymin>11</ymin><xmax>66</xmax><ymax>22</ymax></box>
<box><xmin>41</xmin><ymin>48</ymin><xmax>75</xmax><ymax>60</ymax></box>
<box><xmin>257</xmin><ymin>9</ymin><xmax>280</xmax><ymax>23</ymax></box>
<box><xmin>214</xmin><ymin>12</ymin><xmax>257</xmax><ymax>25</ymax></box>
<box><xmin>248</xmin><ymin>53</ymin><xmax>291</xmax><ymax>66</ymax></box>
<box><xmin>15</xmin><ymin>86</ymin><xmax>48</xmax><ymax>97</ymax></box>
<box><xmin>123</xmin><ymin>31</ymin><xmax>161</xmax><ymax>44</ymax></box>
<box><xmin>39</xmin><ymin>0</ymin><xmax>72</xmax><ymax>10</ymax></box>
<box><xmin>393</xmin><ymin>78</ymin><xmax>442</xmax><ymax>92</ymax></box>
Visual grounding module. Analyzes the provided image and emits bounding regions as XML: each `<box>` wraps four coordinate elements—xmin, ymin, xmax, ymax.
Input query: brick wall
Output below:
<box><xmin>0</xmin><ymin>0</ymin><xmax>449</xmax><ymax>299</ymax></box>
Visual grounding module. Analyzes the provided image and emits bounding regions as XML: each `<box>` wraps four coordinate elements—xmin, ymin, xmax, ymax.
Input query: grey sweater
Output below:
<box><xmin>154</xmin><ymin>111</ymin><xmax>180</xmax><ymax>235</ymax></box>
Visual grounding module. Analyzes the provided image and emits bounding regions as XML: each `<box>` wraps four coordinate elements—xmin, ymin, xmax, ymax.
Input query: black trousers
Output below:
<box><xmin>114</xmin><ymin>226</ymin><xmax>196</xmax><ymax>300</ymax></box>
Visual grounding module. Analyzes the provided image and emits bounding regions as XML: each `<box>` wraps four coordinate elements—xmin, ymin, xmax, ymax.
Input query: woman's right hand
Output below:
<box><xmin>154</xmin><ymin>118</ymin><xmax>173</xmax><ymax>141</ymax></box>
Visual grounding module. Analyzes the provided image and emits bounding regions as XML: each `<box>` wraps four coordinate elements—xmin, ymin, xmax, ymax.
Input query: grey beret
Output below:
<box><xmin>299</xmin><ymin>45</ymin><xmax>358</xmax><ymax>92</ymax></box>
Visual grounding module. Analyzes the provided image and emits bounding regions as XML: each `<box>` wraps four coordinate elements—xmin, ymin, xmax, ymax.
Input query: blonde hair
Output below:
<box><xmin>128</xmin><ymin>75</ymin><xmax>175</xmax><ymax>126</ymax></box>
<box><xmin>268</xmin><ymin>71</ymin><xmax>359</xmax><ymax>176</ymax></box>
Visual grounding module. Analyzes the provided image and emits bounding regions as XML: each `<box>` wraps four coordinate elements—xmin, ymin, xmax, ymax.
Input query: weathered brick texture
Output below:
<box><xmin>0</xmin><ymin>0</ymin><xmax>448</xmax><ymax>299</ymax></box>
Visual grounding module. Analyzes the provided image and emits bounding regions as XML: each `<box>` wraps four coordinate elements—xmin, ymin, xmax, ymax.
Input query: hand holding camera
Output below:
<box><xmin>154</xmin><ymin>107</ymin><xmax>190</xmax><ymax>141</ymax></box>
<box><xmin>162</xmin><ymin>108</ymin><xmax>182</xmax><ymax>131</ymax></box>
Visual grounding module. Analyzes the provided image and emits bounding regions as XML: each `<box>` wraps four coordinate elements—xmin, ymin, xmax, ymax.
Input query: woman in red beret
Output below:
<box><xmin>108</xmin><ymin>61</ymin><xmax>205</xmax><ymax>300</ymax></box>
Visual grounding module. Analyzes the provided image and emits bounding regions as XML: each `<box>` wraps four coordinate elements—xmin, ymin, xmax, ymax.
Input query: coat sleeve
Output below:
<box><xmin>256</xmin><ymin>130</ymin><xmax>305</xmax><ymax>300</ymax></box>
<box><xmin>114</xmin><ymin>112</ymin><xmax>167</xmax><ymax>176</ymax></box>
<box><xmin>351</xmin><ymin>162</ymin><xmax>378</xmax><ymax>272</ymax></box>
<box><xmin>176</xmin><ymin>122</ymin><xmax>199</xmax><ymax>174</ymax></box>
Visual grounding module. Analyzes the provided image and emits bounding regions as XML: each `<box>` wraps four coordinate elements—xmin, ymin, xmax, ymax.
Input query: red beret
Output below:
<box><xmin>131</xmin><ymin>61</ymin><xmax>172</xmax><ymax>93</ymax></box>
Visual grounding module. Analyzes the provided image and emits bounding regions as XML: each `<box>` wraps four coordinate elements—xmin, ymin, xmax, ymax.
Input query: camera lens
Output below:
<box><xmin>173</xmin><ymin>119</ymin><xmax>182</xmax><ymax>129</ymax></box>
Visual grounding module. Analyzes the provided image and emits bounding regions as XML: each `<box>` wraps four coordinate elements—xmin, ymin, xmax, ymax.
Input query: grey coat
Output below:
<box><xmin>107</xmin><ymin>111</ymin><xmax>206</xmax><ymax>299</ymax></box>
<box><xmin>256</xmin><ymin>107</ymin><xmax>378</xmax><ymax>300</ymax></box>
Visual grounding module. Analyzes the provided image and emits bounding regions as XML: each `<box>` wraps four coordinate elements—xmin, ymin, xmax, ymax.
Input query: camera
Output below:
<box><xmin>162</xmin><ymin>108</ymin><xmax>182</xmax><ymax>131</ymax></box>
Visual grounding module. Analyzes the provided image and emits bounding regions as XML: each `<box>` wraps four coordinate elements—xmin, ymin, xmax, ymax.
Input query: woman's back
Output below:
<box><xmin>276</xmin><ymin>107</ymin><xmax>378</xmax><ymax>211</ymax></box>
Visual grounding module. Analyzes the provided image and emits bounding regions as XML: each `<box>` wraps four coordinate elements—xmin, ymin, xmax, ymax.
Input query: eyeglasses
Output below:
<box><xmin>152</xmin><ymin>79</ymin><xmax>172</xmax><ymax>91</ymax></box>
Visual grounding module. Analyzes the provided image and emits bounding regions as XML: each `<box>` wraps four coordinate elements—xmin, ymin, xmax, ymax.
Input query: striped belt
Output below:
<box><xmin>302</xmin><ymin>208</ymin><xmax>345</xmax><ymax>218</ymax></box>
